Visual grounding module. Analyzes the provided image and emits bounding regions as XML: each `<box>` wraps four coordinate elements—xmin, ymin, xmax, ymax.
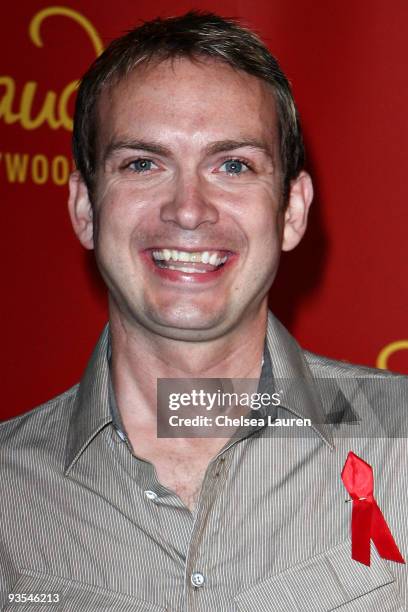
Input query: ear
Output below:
<box><xmin>68</xmin><ymin>171</ymin><xmax>94</xmax><ymax>250</ymax></box>
<box><xmin>282</xmin><ymin>171</ymin><xmax>313</xmax><ymax>252</ymax></box>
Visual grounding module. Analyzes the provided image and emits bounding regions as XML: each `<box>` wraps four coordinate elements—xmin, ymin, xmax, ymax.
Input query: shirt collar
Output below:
<box><xmin>264</xmin><ymin>311</ymin><xmax>333</xmax><ymax>448</ymax></box>
<box><xmin>65</xmin><ymin>313</ymin><xmax>334</xmax><ymax>472</ymax></box>
<box><xmin>65</xmin><ymin>325</ymin><xmax>112</xmax><ymax>474</ymax></box>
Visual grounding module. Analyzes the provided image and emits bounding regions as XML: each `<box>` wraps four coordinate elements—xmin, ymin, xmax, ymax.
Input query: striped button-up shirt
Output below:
<box><xmin>1</xmin><ymin>312</ymin><xmax>407</xmax><ymax>611</ymax></box>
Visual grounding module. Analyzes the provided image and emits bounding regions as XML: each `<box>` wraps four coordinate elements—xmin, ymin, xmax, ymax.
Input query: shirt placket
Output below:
<box><xmin>182</xmin><ymin>448</ymin><xmax>233</xmax><ymax>612</ymax></box>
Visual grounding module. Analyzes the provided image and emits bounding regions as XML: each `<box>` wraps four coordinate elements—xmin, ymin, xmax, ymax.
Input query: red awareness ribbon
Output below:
<box><xmin>341</xmin><ymin>451</ymin><xmax>405</xmax><ymax>566</ymax></box>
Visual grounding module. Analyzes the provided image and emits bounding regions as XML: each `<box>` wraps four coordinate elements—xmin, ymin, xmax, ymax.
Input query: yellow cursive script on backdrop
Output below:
<box><xmin>0</xmin><ymin>6</ymin><xmax>103</xmax><ymax>131</ymax></box>
<box><xmin>376</xmin><ymin>340</ymin><xmax>408</xmax><ymax>370</ymax></box>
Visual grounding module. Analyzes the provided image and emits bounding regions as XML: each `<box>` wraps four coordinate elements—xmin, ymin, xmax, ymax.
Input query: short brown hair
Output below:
<box><xmin>73</xmin><ymin>11</ymin><xmax>304</xmax><ymax>202</ymax></box>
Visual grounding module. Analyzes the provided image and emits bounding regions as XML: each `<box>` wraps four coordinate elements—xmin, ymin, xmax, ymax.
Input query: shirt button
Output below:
<box><xmin>144</xmin><ymin>490</ymin><xmax>158</xmax><ymax>501</ymax></box>
<box><xmin>191</xmin><ymin>572</ymin><xmax>205</xmax><ymax>588</ymax></box>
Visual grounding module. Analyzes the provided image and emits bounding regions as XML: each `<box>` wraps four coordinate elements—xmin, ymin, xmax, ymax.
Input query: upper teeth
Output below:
<box><xmin>152</xmin><ymin>249</ymin><xmax>227</xmax><ymax>266</ymax></box>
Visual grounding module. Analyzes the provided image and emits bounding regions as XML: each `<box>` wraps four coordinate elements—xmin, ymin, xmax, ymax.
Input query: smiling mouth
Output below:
<box><xmin>151</xmin><ymin>249</ymin><xmax>229</xmax><ymax>274</ymax></box>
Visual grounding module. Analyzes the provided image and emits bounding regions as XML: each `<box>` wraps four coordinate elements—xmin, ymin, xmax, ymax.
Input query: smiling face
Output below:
<box><xmin>69</xmin><ymin>57</ymin><xmax>312</xmax><ymax>342</ymax></box>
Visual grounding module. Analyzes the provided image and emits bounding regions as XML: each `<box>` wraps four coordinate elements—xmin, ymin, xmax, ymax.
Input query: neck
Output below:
<box><xmin>109</xmin><ymin>304</ymin><xmax>268</xmax><ymax>431</ymax></box>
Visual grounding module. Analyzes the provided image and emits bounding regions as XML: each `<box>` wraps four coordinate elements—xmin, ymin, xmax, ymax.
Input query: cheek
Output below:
<box><xmin>94</xmin><ymin>180</ymin><xmax>151</xmax><ymax>239</ymax></box>
<box><xmin>242</xmin><ymin>207</ymin><xmax>284</xmax><ymax>279</ymax></box>
<box><xmin>231</xmin><ymin>188</ymin><xmax>282</xmax><ymax>245</ymax></box>
<box><xmin>94</xmin><ymin>174</ymin><xmax>179</xmax><ymax>234</ymax></box>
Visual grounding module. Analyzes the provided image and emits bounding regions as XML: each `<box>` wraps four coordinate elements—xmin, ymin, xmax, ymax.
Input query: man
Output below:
<box><xmin>1</xmin><ymin>11</ymin><xmax>407</xmax><ymax>611</ymax></box>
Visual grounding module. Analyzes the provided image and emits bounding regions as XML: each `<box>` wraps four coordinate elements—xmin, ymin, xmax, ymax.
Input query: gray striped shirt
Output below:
<box><xmin>1</xmin><ymin>312</ymin><xmax>407</xmax><ymax>610</ymax></box>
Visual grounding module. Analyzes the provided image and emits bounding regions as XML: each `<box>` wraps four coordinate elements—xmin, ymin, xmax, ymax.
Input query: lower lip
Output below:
<box><xmin>141</xmin><ymin>251</ymin><xmax>236</xmax><ymax>284</ymax></box>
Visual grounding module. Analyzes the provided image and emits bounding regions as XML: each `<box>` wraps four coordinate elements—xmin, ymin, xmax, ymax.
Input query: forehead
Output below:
<box><xmin>97</xmin><ymin>56</ymin><xmax>279</xmax><ymax>153</ymax></box>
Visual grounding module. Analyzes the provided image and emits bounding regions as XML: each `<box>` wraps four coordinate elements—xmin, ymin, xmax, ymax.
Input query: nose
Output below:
<box><xmin>160</xmin><ymin>171</ymin><xmax>219</xmax><ymax>229</ymax></box>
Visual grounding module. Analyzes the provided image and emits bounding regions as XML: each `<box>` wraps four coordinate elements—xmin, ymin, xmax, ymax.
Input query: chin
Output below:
<box><xmin>151</xmin><ymin>326</ymin><xmax>225</xmax><ymax>342</ymax></box>
<box><xmin>140</xmin><ymin>305</ymin><xmax>233</xmax><ymax>342</ymax></box>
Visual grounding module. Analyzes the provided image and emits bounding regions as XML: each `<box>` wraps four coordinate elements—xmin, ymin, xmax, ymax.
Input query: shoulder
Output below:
<box><xmin>0</xmin><ymin>385</ymin><xmax>79</xmax><ymax>462</ymax></box>
<box><xmin>303</xmin><ymin>351</ymin><xmax>408</xmax><ymax>435</ymax></box>
<box><xmin>303</xmin><ymin>350</ymin><xmax>404</xmax><ymax>379</ymax></box>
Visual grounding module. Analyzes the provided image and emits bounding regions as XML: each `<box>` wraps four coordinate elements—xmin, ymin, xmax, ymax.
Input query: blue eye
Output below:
<box><xmin>129</xmin><ymin>159</ymin><xmax>154</xmax><ymax>172</ymax></box>
<box><xmin>220</xmin><ymin>159</ymin><xmax>249</xmax><ymax>175</ymax></box>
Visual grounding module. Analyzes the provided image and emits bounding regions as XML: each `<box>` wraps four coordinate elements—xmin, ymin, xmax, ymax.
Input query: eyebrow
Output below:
<box><xmin>103</xmin><ymin>137</ymin><xmax>275</xmax><ymax>163</ymax></box>
<box><xmin>205</xmin><ymin>139</ymin><xmax>274</xmax><ymax>160</ymax></box>
<box><xmin>103</xmin><ymin>139</ymin><xmax>172</xmax><ymax>163</ymax></box>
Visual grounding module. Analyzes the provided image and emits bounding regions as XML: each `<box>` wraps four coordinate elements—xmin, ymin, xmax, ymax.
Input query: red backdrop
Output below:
<box><xmin>1</xmin><ymin>0</ymin><xmax>407</xmax><ymax>421</ymax></box>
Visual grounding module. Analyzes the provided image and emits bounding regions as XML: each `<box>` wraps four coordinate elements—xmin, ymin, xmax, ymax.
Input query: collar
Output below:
<box><xmin>65</xmin><ymin>325</ymin><xmax>112</xmax><ymax>474</ymax></box>
<box><xmin>265</xmin><ymin>311</ymin><xmax>334</xmax><ymax>448</ymax></box>
<box><xmin>65</xmin><ymin>312</ymin><xmax>334</xmax><ymax>472</ymax></box>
